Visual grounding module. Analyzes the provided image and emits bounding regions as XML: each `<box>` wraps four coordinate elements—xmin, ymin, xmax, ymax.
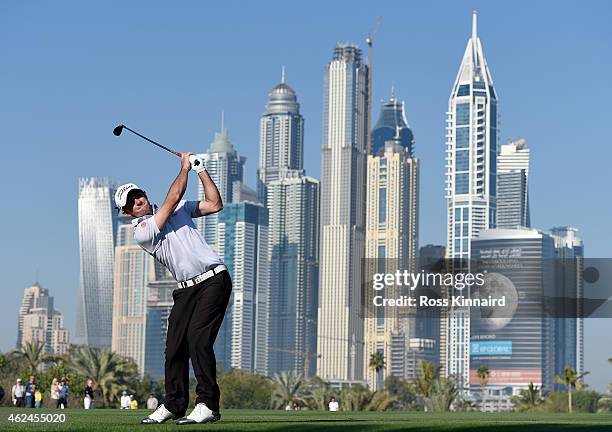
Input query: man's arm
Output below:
<box><xmin>195</xmin><ymin>168</ymin><xmax>223</xmax><ymax>216</ymax></box>
<box><xmin>154</xmin><ymin>153</ymin><xmax>193</xmax><ymax>230</ymax></box>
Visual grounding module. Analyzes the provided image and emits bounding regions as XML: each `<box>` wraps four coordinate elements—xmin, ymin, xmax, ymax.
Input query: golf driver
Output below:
<box><xmin>113</xmin><ymin>124</ymin><xmax>183</xmax><ymax>157</ymax></box>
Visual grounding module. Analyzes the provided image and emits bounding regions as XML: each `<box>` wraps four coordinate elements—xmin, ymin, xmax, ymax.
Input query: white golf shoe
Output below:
<box><xmin>176</xmin><ymin>402</ymin><xmax>220</xmax><ymax>425</ymax></box>
<box><xmin>141</xmin><ymin>403</ymin><xmax>179</xmax><ymax>424</ymax></box>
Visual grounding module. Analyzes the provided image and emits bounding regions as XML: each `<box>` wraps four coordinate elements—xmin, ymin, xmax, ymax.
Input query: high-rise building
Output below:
<box><xmin>215</xmin><ymin>202</ymin><xmax>269</xmax><ymax>375</ymax></box>
<box><xmin>111</xmin><ymin>222</ymin><xmax>157</xmax><ymax>375</ymax></box>
<box><xmin>371</xmin><ymin>90</ymin><xmax>415</xmax><ymax>157</ymax></box>
<box><xmin>442</xmin><ymin>11</ymin><xmax>498</xmax><ymax>390</ymax></box>
<box><xmin>549</xmin><ymin>226</ymin><xmax>584</xmax><ymax>380</ymax></box>
<box><xmin>266</xmin><ymin>173</ymin><xmax>319</xmax><ymax>377</ymax></box>
<box><xmin>317</xmin><ymin>44</ymin><xmax>369</xmax><ymax>383</ymax></box>
<box><xmin>144</xmin><ymin>278</ymin><xmax>175</xmax><ymax>380</ymax></box>
<box><xmin>76</xmin><ymin>177</ymin><xmax>119</xmax><ymax>348</ymax></box>
<box><xmin>497</xmin><ymin>139</ymin><xmax>530</xmax><ymax>228</ymax></box>
<box><xmin>363</xmin><ymin>120</ymin><xmax>419</xmax><ymax>390</ymax></box>
<box><xmin>470</xmin><ymin>228</ymin><xmax>556</xmax><ymax>402</ymax></box>
<box><xmin>17</xmin><ymin>283</ymin><xmax>70</xmax><ymax>355</ymax></box>
<box><xmin>195</xmin><ymin>125</ymin><xmax>248</xmax><ymax>251</ymax></box>
<box><xmin>257</xmin><ymin>69</ymin><xmax>305</xmax><ymax>206</ymax></box>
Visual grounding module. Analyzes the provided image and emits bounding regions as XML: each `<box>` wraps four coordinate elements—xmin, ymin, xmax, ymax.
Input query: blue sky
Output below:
<box><xmin>1</xmin><ymin>1</ymin><xmax>610</xmax><ymax>389</ymax></box>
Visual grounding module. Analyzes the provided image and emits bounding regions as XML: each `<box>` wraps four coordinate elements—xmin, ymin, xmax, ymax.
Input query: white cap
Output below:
<box><xmin>115</xmin><ymin>183</ymin><xmax>141</xmax><ymax>210</ymax></box>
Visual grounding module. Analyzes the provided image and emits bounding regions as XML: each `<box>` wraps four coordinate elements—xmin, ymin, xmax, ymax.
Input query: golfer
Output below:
<box><xmin>115</xmin><ymin>152</ymin><xmax>232</xmax><ymax>425</ymax></box>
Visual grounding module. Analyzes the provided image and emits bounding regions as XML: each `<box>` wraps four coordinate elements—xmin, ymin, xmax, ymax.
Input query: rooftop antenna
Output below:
<box><xmin>281</xmin><ymin>65</ymin><xmax>286</xmax><ymax>84</ymax></box>
<box><xmin>366</xmin><ymin>16</ymin><xmax>382</xmax><ymax>155</ymax></box>
<box><xmin>221</xmin><ymin>110</ymin><xmax>226</xmax><ymax>135</ymax></box>
<box><xmin>390</xmin><ymin>80</ymin><xmax>395</xmax><ymax>99</ymax></box>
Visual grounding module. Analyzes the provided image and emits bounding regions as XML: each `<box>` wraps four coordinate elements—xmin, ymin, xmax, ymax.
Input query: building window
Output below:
<box><xmin>456</xmin><ymin>149</ymin><xmax>469</xmax><ymax>171</ymax></box>
<box><xmin>455</xmin><ymin>173</ymin><xmax>469</xmax><ymax>194</ymax></box>
<box><xmin>457</xmin><ymin>84</ymin><xmax>470</xmax><ymax>97</ymax></box>
<box><xmin>456</xmin><ymin>128</ymin><xmax>469</xmax><ymax>149</ymax></box>
<box><xmin>378</xmin><ymin>188</ymin><xmax>387</xmax><ymax>224</ymax></box>
<box><xmin>456</xmin><ymin>103</ymin><xmax>470</xmax><ymax>126</ymax></box>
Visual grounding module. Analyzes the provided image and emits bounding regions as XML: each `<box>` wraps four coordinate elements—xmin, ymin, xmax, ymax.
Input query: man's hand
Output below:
<box><xmin>181</xmin><ymin>152</ymin><xmax>193</xmax><ymax>172</ymax></box>
<box><xmin>189</xmin><ymin>154</ymin><xmax>207</xmax><ymax>174</ymax></box>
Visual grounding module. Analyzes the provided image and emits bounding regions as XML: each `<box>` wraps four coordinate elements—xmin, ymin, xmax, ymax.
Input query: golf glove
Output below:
<box><xmin>189</xmin><ymin>155</ymin><xmax>207</xmax><ymax>174</ymax></box>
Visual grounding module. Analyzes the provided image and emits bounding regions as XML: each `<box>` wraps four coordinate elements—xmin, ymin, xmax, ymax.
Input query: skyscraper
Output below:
<box><xmin>76</xmin><ymin>177</ymin><xmax>119</xmax><ymax>349</ymax></box>
<box><xmin>497</xmin><ymin>139</ymin><xmax>530</xmax><ymax>228</ymax></box>
<box><xmin>471</xmin><ymin>228</ymin><xmax>555</xmax><ymax>408</ymax></box>
<box><xmin>196</xmin><ymin>125</ymin><xmax>248</xmax><ymax>251</ymax></box>
<box><xmin>257</xmin><ymin>69</ymin><xmax>305</xmax><ymax>206</ymax></box>
<box><xmin>371</xmin><ymin>90</ymin><xmax>415</xmax><ymax>157</ymax></box>
<box><xmin>443</xmin><ymin>11</ymin><xmax>498</xmax><ymax>390</ymax></box>
<box><xmin>144</xmin><ymin>277</ymin><xmax>175</xmax><ymax>380</ymax></box>
<box><xmin>317</xmin><ymin>44</ymin><xmax>368</xmax><ymax>383</ymax></box>
<box><xmin>267</xmin><ymin>173</ymin><xmax>319</xmax><ymax>377</ymax></box>
<box><xmin>549</xmin><ymin>226</ymin><xmax>584</xmax><ymax>379</ymax></box>
<box><xmin>111</xmin><ymin>222</ymin><xmax>156</xmax><ymax>375</ymax></box>
<box><xmin>17</xmin><ymin>283</ymin><xmax>70</xmax><ymax>355</ymax></box>
<box><xmin>364</xmin><ymin>122</ymin><xmax>419</xmax><ymax>390</ymax></box>
<box><xmin>215</xmin><ymin>202</ymin><xmax>269</xmax><ymax>375</ymax></box>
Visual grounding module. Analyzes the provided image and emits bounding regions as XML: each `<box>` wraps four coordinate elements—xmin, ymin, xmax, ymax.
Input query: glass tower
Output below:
<box><xmin>443</xmin><ymin>11</ymin><xmax>498</xmax><ymax>390</ymax></box>
<box><xmin>76</xmin><ymin>177</ymin><xmax>119</xmax><ymax>349</ymax></box>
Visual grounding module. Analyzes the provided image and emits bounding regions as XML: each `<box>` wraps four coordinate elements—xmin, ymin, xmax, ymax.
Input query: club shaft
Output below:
<box><xmin>123</xmin><ymin>126</ymin><xmax>181</xmax><ymax>156</ymax></box>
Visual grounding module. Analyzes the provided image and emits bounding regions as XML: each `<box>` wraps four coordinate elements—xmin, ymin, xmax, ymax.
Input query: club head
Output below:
<box><xmin>113</xmin><ymin>125</ymin><xmax>125</xmax><ymax>136</ymax></box>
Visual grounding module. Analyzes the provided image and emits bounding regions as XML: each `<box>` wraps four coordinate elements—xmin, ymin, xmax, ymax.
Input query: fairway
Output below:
<box><xmin>0</xmin><ymin>408</ymin><xmax>611</xmax><ymax>432</ymax></box>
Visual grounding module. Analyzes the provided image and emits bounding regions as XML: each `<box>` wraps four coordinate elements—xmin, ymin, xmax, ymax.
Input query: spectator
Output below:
<box><xmin>50</xmin><ymin>378</ymin><xmax>60</xmax><ymax>408</ymax></box>
<box><xmin>11</xmin><ymin>378</ymin><xmax>25</xmax><ymax>407</ymax></box>
<box><xmin>284</xmin><ymin>402</ymin><xmax>293</xmax><ymax>411</ymax></box>
<box><xmin>120</xmin><ymin>391</ymin><xmax>130</xmax><ymax>409</ymax></box>
<box><xmin>130</xmin><ymin>395</ymin><xmax>138</xmax><ymax>410</ymax></box>
<box><xmin>328</xmin><ymin>397</ymin><xmax>339</xmax><ymax>412</ymax></box>
<box><xmin>25</xmin><ymin>375</ymin><xmax>36</xmax><ymax>408</ymax></box>
<box><xmin>146</xmin><ymin>394</ymin><xmax>159</xmax><ymax>410</ymax></box>
<box><xmin>34</xmin><ymin>388</ymin><xmax>42</xmax><ymax>409</ymax></box>
<box><xmin>292</xmin><ymin>401</ymin><xmax>300</xmax><ymax>411</ymax></box>
<box><xmin>58</xmin><ymin>379</ymin><xmax>69</xmax><ymax>409</ymax></box>
<box><xmin>84</xmin><ymin>379</ymin><xmax>94</xmax><ymax>409</ymax></box>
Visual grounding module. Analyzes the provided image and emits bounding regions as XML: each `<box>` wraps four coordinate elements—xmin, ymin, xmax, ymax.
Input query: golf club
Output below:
<box><xmin>113</xmin><ymin>124</ymin><xmax>182</xmax><ymax>157</ymax></box>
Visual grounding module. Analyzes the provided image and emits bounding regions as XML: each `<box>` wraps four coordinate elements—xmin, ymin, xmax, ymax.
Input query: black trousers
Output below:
<box><xmin>163</xmin><ymin>269</ymin><xmax>232</xmax><ymax>415</ymax></box>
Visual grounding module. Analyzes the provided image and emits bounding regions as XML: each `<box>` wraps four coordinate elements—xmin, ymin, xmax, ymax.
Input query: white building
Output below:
<box><xmin>364</xmin><ymin>126</ymin><xmax>419</xmax><ymax>390</ymax></box>
<box><xmin>443</xmin><ymin>11</ymin><xmax>498</xmax><ymax>391</ymax></box>
<box><xmin>18</xmin><ymin>283</ymin><xmax>70</xmax><ymax>355</ymax></box>
<box><xmin>111</xmin><ymin>223</ymin><xmax>156</xmax><ymax>375</ymax></box>
<box><xmin>497</xmin><ymin>139</ymin><xmax>530</xmax><ymax>228</ymax></box>
<box><xmin>257</xmin><ymin>68</ymin><xmax>305</xmax><ymax>206</ymax></box>
<box><xmin>317</xmin><ymin>44</ymin><xmax>368</xmax><ymax>383</ymax></box>
<box><xmin>76</xmin><ymin>177</ymin><xmax>119</xmax><ymax>349</ymax></box>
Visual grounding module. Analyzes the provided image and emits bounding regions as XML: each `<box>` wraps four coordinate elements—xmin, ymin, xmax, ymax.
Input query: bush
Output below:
<box><xmin>219</xmin><ymin>369</ymin><xmax>273</xmax><ymax>409</ymax></box>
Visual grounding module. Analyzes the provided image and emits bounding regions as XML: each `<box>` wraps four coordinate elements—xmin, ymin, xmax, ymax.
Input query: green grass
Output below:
<box><xmin>0</xmin><ymin>408</ymin><xmax>611</xmax><ymax>432</ymax></box>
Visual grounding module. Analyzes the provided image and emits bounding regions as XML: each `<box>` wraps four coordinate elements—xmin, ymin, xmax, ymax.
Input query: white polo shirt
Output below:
<box><xmin>132</xmin><ymin>200</ymin><xmax>224</xmax><ymax>282</ymax></box>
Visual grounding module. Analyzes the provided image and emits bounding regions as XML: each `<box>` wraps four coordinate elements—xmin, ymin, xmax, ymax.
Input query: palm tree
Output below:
<box><xmin>11</xmin><ymin>340</ymin><xmax>48</xmax><ymax>372</ymax></box>
<box><xmin>270</xmin><ymin>371</ymin><xmax>305</xmax><ymax>409</ymax></box>
<box><xmin>413</xmin><ymin>360</ymin><xmax>439</xmax><ymax>399</ymax></box>
<box><xmin>66</xmin><ymin>345</ymin><xmax>139</xmax><ymax>407</ymax></box>
<box><xmin>511</xmin><ymin>382</ymin><xmax>543</xmax><ymax>412</ymax></box>
<box><xmin>302</xmin><ymin>377</ymin><xmax>331</xmax><ymax>411</ymax></box>
<box><xmin>476</xmin><ymin>365</ymin><xmax>491</xmax><ymax>407</ymax></box>
<box><xmin>554</xmin><ymin>367</ymin><xmax>589</xmax><ymax>413</ymax></box>
<box><xmin>369</xmin><ymin>352</ymin><xmax>386</xmax><ymax>390</ymax></box>
<box><xmin>425</xmin><ymin>376</ymin><xmax>458</xmax><ymax>412</ymax></box>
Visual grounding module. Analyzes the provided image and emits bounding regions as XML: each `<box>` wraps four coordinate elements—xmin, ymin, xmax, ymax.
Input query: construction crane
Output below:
<box><xmin>366</xmin><ymin>16</ymin><xmax>382</xmax><ymax>155</ymax></box>
<box><xmin>268</xmin><ymin>347</ymin><xmax>321</xmax><ymax>379</ymax></box>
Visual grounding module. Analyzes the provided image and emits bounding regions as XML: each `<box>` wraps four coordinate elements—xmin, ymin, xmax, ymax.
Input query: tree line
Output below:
<box><xmin>1</xmin><ymin>342</ymin><xmax>610</xmax><ymax>412</ymax></box>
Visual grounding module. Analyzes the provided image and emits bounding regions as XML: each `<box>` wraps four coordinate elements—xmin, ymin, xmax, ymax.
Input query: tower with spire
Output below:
<box><xmin>442</xmin><ymin>10</ymin><xmax>498</xmax><ymax>392</ymax></box>
<box><xmin>371</xmin><ymin>86</ymin><xmax>415</xmax><ymax>157</ymax></box>
<box><xmin>195</xmin><ymin>116</ymin><xmax>251</xmax><ymax>249</ymax></box>
<box><xmin>257</xmin><ymin>67</ymin><xmax>305</xmax><ymax>206</ymax></box>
